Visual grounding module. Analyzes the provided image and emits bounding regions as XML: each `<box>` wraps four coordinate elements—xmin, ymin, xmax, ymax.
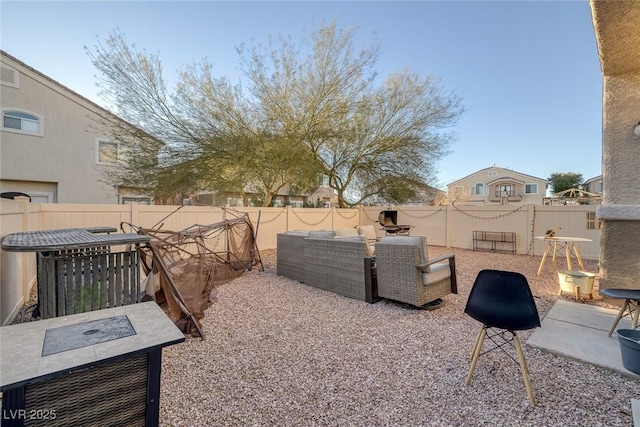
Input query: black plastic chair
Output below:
<box><xmin>599</xmin><ymin>288</ymin><xmax>640</xmax><ymax>336</ymax></box>
<box><xmin>464</xmin><ymin>269</ymin><xmax>541</xmax><ymax>405</ymax></box>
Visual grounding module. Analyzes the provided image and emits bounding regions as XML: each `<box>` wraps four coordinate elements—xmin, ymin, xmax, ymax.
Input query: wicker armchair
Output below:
<box><xmin>375</xmin><ymin>236</ymin><xmax>457</xmax><ymax>307</ymax></box>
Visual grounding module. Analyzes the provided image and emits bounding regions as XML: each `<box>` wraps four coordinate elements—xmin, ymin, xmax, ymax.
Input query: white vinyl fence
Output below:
<box><xmin>0</xmin><ymin>199</ymin><xmax>600</xmax><ymax>325</ymax></box>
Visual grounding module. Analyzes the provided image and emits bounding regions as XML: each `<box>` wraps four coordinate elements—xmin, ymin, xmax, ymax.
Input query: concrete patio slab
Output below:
<box><xmin>528</xmin><ymin>299</ymin><xmax>638</xmax><ymax>379</ymax></box>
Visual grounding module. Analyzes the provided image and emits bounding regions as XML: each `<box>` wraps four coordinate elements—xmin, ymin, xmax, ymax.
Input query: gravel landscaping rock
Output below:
<box><xmin>158</xmin><ymin>247</ymin><xmax>636</xmax><ymax>426</ymax></box>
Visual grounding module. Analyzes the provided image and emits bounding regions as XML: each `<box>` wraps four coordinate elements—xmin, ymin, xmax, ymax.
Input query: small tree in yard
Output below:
<box><xmin>548</xmin><ymin>172</ymin><xmax>584</xmax><ymax>194</ymax></box>
<box><xmin>88</xmin><ymin>23</ymin><xmax>464</xmax><ymax>207</ymax></box>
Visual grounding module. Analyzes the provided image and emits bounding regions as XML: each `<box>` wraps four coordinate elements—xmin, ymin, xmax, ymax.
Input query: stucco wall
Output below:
<box><xmin>590</xmin><ymin>0</ymin><xmax>640</xmax><ymax>291</ymax></box>
<box><xmin>1</xmin><ymin>55</ymin><xmax>120</xmax><ymax>204</ymax></box>
<box><xmin>602</xmin><ymin>75</ymin><xmax>640</xmax><ymax>205</ymax></box>
<box><xmin>599</xmin><ymin>219</ymin><xmax>640</xmax><ymax>290</ymax></box>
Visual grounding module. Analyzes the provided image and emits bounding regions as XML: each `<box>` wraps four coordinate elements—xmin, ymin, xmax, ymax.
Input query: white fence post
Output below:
<box><xmin>445</xmin><ymin>204</ymin><xmax>452</xmax><ymax>248</ymax></box>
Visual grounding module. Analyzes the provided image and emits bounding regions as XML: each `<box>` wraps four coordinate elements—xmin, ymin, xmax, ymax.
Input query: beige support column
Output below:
<box><xmin>590</xmin><ymin>1</ymin><xmax>640</xmax><ymax>293</ymax></box>
<box><xmin>596</xmin><ymin>74</ymin><xmax>640</xmax><ymax>292</ymax></box>
<box><xmin>597</xmin><ymin>207</ymin><xmax>640</xmax><ymax>291</ymax></box>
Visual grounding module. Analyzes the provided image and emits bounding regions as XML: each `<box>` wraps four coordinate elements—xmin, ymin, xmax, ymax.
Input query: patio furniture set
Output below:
<box><xmin>1</xmin><ymin>223</ymin><xmax>638</xmax><ymax>415</ymax></box>
<box><xmin>277</xmin><ymin>227</ymin><xmax>640</xmax><ymax>405</ymax></box>
<box><xmin>276</xmin><ymin>228</ymin><xmax>457</xmax><ymax>309</ymax></box>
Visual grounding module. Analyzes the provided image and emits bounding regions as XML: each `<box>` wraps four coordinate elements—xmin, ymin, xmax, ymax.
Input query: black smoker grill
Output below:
<box><xmin>378</xmin><ymin>210</ymin><xmax>412</xmax><ymax>235</ymax></box>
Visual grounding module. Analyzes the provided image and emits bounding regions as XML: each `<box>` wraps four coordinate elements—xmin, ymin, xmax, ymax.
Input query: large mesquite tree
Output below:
<box><xmin>88</xmin><ymin>23</ymin><xmax>464</xmax><ymax>207</ymax></box>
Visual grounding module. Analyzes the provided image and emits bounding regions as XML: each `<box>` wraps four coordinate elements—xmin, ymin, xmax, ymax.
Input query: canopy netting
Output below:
<box><xmin>123</xmin><ymin>211</ymin><xmax>261</xmax><ymax>338</ymax></box>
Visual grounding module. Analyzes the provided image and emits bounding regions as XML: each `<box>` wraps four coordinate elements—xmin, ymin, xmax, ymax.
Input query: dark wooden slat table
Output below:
<box><xmin>1</xmin><ymin>227</ymin><xmax>150</xmax><ymax>319</ymax></box>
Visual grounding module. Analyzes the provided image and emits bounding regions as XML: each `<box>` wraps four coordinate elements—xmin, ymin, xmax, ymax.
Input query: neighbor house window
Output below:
<box><xmin>3</xmin><ymin>110</ymin><xmax>41</xmax><ymax>134</ymax></box>
<box><xmin>525</xmin><ymin>184</ymin><xmax>538</xmax><ymax>194</ymax></box>
<box><xmin>586</xmin><ymin>212</ymin><xmax>602</xmax><ymax>230</ymax></box>
<box><xmin>97</xmin><ymin>140</ymin><xmax>119</xmax><ymax>164</ymax></box>
<box><xmin>496</xmin><ymin>184</ymin><xmax>514</xmax><ymax>197</ymax></box>
<box><xmin>474</xmin><ymin>183</ymin><xmax>485</xmax><ymax>196</ymax></box>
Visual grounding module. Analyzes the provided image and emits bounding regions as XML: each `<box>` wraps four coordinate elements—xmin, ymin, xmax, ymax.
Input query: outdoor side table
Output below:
<box><xmin>1</xmin><ymin>227</ymin><xmax>150</xmax><ymax>319</ymax></box>
<box><xmin>533</xmin><ymin>236</ymin><xmax>592</xmax><ymax>276</ymax></box>
<box><xmin>0</xmin><ymin>302</ymin><xmax>185</xmax><ymax>427</ymax></box>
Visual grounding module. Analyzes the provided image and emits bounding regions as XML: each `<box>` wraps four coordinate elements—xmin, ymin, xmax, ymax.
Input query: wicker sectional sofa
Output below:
<box><xmin>276</xmin><ymin>231</ymin><xmax>308</xmax><ymax>283</ymax></box>
<box><xmin>277</xmin><ymin>231</ymin><xmax>457</xmax><ymax>308</ymax></box>
<box><xmin>277</xmin><ymin>230</ymin><xmax>377</xmax><ymax>302</ymax></box>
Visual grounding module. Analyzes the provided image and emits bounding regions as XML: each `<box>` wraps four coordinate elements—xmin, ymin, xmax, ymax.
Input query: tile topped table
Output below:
<box><xmin>0</xmin><ymin>227</ymin><xmax>145</xmax><ymax>253</ymax></box>
<box><xmin>0</xmin><ymin>302</ymin><xmax>185</xmax><ymax>427</ymax></box>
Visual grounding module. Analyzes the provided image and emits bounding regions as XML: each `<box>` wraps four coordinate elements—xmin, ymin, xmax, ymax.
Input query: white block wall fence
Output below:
<box><xmin>0</xmin><ymin>199</ymin><xmax>600</xmax><ymax>325</ymax></box>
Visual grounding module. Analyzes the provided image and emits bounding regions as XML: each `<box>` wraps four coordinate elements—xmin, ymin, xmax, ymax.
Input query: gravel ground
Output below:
<box><xmin>158</xmin><ymin>247</ymin><xmax>637</xmax><ymax>427</ymax></box>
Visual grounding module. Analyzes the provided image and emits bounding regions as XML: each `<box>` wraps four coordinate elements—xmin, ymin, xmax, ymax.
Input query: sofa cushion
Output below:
<box><xmin>308</xmin><ymin>230</ymin><xmax>336</xmax><ymax>239</ymax></box>
<box><xmin>356</xmin><ymin>225</ymin><xmax>378</xmax><ymax>242</ymax></box>
<box><xmin>335</xmin><ymin>228</ymin><xmax>359</xmax><ymax>237</ymax></box>
<box><xmin>334</xmin><ymin>234</ymin><xmax>366</xmax><ymax>242</ymax></box>
<box><xmin>334</xmin><ymin>234</ymin><xmax>372</xmax><ymax>256</ymax></box>
<box><xmin>422</xmin><ymin>262</ymin><xmax>451</xmax><ymax>285</ymax></box>
<box><xmin>378</xmin><ymin>235</ymin><xmax>427</xmax><ymax>262</ymax></box>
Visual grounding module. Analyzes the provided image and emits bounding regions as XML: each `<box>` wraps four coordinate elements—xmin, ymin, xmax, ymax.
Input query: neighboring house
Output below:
<box><xmin>1</xmin><ymin>50</ymin><xmax>151</xmax><ymax>204</ymax></box>
<box><xmin>195</xmin><ymin>182</ymin><xmax>337</xmax><ymax>208</ymax></box>
<box><xmin>542</xmin><ymin>175</ymin><xmax>603</xmax><ymax>205</ymax></box>
<box><xmin>583</xmin><ymin>175</ymin><xmax>603</xmax><ymax>195</ymax></box>
<box><xmin>446</xmin><ymin>165</ymin><xmax>548</xmax><ymax>205</ymax></box>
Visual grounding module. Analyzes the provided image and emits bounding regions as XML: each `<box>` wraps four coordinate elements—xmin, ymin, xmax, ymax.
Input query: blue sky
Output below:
<box><xmin>1</xmin><ymin>1</ymin><xmax>603</xmax><ymax>190</ymax></box>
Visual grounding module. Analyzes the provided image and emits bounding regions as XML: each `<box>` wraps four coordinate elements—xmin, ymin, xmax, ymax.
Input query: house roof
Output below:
<box><xmin>1</xmin><ymin>50</ymin><xmax>159</xmax><ymax>143</ymax></box>
<box><xmin>487</xmin><ymin>177</ymin><xmax>525</xmax><ymax>185</ymax></box>
<box><xmin>1</xmin><ymin>50</ymin><xmax>115</xmax><ymax>119</ymax></box>
<box><xmin>447</xmin><ymin>166</ymin><xmax>547</xmax><ymax>186</ymax></box>
<box><xmin>583</xmin><ymin>175</ymin><xmax>602</xmax><ymax>185</ymax></box>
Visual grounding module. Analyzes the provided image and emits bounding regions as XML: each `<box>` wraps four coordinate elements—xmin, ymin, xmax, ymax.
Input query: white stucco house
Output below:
<box><xmin>446</xmin><ymin>165</ymin><xmax>548</xmax><ymax>205</ymax></box>
<box><xmin>1</xmin><ymin>50</ymin><xmax>151</xmax><ymax>204</ymax></box>
<box><xmin>583</xmin><ymin>175</ymin><xmax>603</xmax><ymax>195</ymax></box>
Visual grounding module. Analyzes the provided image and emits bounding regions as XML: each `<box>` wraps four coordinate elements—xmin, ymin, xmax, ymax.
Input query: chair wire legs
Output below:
<box><xmin>466</xmin><ymin>325</ymin><xmax>536</xmax><ymax>405</ymax></box>
<box><xmin>607</xmin><ymin>299</ymin><xmax>639</xmax><ymax>337</ymax></box>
